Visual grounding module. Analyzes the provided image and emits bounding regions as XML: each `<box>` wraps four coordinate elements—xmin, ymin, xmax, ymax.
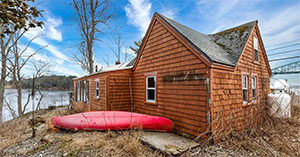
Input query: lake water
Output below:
<box><xmin>2</xmin><ymin>89</ymin><xmax>70</xmax><ymax>122</ymax></box>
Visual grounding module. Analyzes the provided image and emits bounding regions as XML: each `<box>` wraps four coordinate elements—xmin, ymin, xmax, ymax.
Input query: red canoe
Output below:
<box><xmin>51</xmin><ymin>111</ymin><xmax>173</xmax><ymax>132</ymax></box>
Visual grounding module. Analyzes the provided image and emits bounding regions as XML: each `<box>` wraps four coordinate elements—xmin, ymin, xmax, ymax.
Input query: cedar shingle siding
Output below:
<box><xmin>73</xmin><ymin>13</ymin><xmax>271</xmax><ymax>139</ymax></box>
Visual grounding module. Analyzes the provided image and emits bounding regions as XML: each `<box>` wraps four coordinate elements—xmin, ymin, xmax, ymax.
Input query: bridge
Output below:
<box><xmin>272</xmin><ymin>61</ymin><xmax>300</xmax><ymax>75</ymax></box>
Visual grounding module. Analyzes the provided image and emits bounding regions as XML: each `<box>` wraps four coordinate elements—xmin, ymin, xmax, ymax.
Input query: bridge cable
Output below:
<box><xmin>269</xmin><ymin>56</ymin><xmax>300</xmax><ymax>62</ymax></box>
<box><xmin>267</xmin><ymin>43</ymin><xmax>300</xmax><ymax>52</ymax></box>
<box><xmin>266</xmin><ymin>38</ymin><xmax>300</xmax><ymax>48</ymax></box>
<box><xmin>268</xmin><ymin>48</ymin><xmax>300</xmax><ymax>56</ymax></box>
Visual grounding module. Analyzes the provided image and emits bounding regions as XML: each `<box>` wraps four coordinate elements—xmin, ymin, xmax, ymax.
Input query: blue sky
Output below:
<box><xmin>21</xmin><ymin>0</ymin><xmax>299</xmax><ymax>84</ymax></box>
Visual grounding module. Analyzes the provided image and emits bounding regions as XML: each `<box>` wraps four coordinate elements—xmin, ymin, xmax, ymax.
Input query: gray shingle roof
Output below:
<box><xmin>126</xmin><ymin>58</ymin><xmax>136</xmax><ymax>67</ymax></box>
<box><xmin>157</xmin><ymin>13</ymin><xmax>256</xmax><ymax>66</ymax></box>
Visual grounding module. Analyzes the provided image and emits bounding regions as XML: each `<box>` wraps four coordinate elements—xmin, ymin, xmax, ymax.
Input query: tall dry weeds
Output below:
<box><xmin>189</xmin><ymin>78</ymin><xmax>300</xmax><ymax>156</ymax></box>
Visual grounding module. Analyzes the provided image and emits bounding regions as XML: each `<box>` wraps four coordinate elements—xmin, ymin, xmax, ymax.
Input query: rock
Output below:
<box><xmin>40</xmin><ymin>138</ymin><xmax>49</xmax><ymax>144</ymax></box>
<box><xmin>28</xmin><ymin>117</ymin><xmax>45</xmax><ymax>126</ymax></box>
<box><xmin>48</xmin><ymin>106</ymin><xmax>56</xmax><ymax>110</ymax></box>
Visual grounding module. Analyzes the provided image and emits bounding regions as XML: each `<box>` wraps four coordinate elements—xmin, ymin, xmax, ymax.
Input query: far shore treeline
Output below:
<box><xmin>6</xmin><ymin>75</ymin><xmax>76</xmax><ymax>91</ymax></box>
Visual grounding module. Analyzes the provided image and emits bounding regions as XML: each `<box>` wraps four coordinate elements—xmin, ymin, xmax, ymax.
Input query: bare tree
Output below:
<box><xmin>73</xmin><ymin>42</ymin><xmax>90</xmax><ymax>72</ymax></box>
<box><xmin>101</xmin><ymin>54</ymin><xmax>110</xmax><ymax>66</ymax></box>
<box><xmin>0</xmin><ymin>26</ymin><xmax>14</xmax><ymax>123</ymax></box>
<box><xmin>0</xmin><ymin>0</ymin><xmax>43</xmax><ymax>123</ymax></box>
<box><xmin>129</xmin><ymin>38</ymin><xmax>143</xmax><ymax>55</ymax></box>
<box><xmin>72</xmin><ymin>0</ymin><xmax>112</xmax><ymax>74</ymax></box>
<box><xmin>32</xmin><ymin>61</ymin><xmax>50</xmax><ymax>110</ymax></box>
<box><xmin>3</xmin><ymin>61</ymin><xmax>50</xmax><ymax>119</ymax></box>
<box><xmin>107</xmin><ymin>33</ymin><xmax>123</xmax><ymax>64</ymax></box>
<box><xmin>7</xmin><ymin>30</ymin><xmax>45</xmax><ymax>116</ymax></box>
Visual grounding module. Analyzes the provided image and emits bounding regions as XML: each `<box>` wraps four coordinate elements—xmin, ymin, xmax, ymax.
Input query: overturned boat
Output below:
<box><xmin>51</xmin><ymin>111</ymin><xmax>173</xmax><ymax>132</ymax></box>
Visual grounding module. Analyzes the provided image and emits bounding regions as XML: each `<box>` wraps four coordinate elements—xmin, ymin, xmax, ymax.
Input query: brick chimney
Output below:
<box><xmin>115</xmin><ymin>61</ymin><xmax>120</xmax><ymax>65</ymax></box>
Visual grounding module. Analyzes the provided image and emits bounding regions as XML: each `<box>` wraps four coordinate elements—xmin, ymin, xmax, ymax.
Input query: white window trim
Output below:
<box><xmin>254</xmin><ymin>37</ymin><xmax>258</xmax><ymax>50</ymax></box>
<box><xmin>252</xmin><ymin>75</ymin><xmax>257</xmax><ymax>102</ymax></box>
<box><xmin>86</xmin><ymin>79</ymin><xmax>89</xmax><ymax>104</ymax></box>
<box><xmin>146</xmin><ymin>76</ymin><xmax>156</xmax><ymax>103</ymax></box>
<box><xmin>77</xmin><ymin>82</ymin><xmax>80</xmax><ymax>101</ymax></box>
<box><xmin>95</xmin><ymin>79</ymin><xmax>99</xmax><ymax>99</ymax></box>
<box><xmin>242</xmin><ymin>74</ymin><xmax>248</xmax><ymax>104</ymax></box>
<box><xmin>80</xmin><ymin>80</ymin><xmax>85</xmax><ymax>102</ymax></box>
<box><xmin>253</xmin><ymin>37</ymin><xmax>259</xmax><ymax>61</ymax></box>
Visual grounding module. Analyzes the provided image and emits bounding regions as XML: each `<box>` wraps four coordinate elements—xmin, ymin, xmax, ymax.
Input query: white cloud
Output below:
<box><xmin>51</xmin><ymin>65</ymin><xmax>80</xmax><ymax>76</ymax></box>
<box><xmin>46</xmin><ymin>17</ymin><xmax>63</xmax><ymax>41</ymax></box>
<box><xmin>161</xmin><ymin>9</ymin><xmax>175</xmax><ymax>19</ymax></box>
<box><xmin>19</xmin><ymin>45</ymin><xmax>49</xmax><ymax>62</ymax></box>
<box><xmin>125</xmin><ymin>0</ymin><xmax>152</xmax><ymax>37</ymax></box>
<box><xmin>259</xmin><ymin>4</ymin><xmax>300</xmax><ymax>46</ymax></box>
<box><xmin>24</xmin><ymin>26</ymin><xmax>71</xmax><ymax>62</ymax></box>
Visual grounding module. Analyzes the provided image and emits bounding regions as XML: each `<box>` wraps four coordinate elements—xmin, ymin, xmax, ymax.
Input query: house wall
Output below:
<box><xmin>132</xmin><ymin>19</ymin><xmax>210</xmax><ymax>136</ymax></box>
<box><xmin>210</xmin><ymin>25</ymin><xmax>270</xmax><ymax>137</ymax></box>
<box><xmin>74</xmin><ymin>73</ymin><xmax>107</xmax><ymax>112</ymax></box>
<box><xmin>74</xmin><ymin>69</ymin><xmax>133</xmax><ymax>112</ymax></box>
<box><xmin>107</xmin><ymin>69</ymin><xmax>133</xmax><ymax>111</ymax></box>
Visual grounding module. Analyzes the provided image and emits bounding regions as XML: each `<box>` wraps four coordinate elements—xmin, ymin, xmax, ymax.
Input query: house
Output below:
<box><xmin>73</xmin><ymin>13</ymin><xmax>271</xmax><ymax>139</ymax></box>
<box><xmin>73</xmin><ymin>62</ymin><xmax>133</xmax><ymax>112</ymax></box>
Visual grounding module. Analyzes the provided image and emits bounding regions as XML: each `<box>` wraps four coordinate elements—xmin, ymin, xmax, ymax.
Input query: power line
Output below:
<box><xmin>268</xmin><ymin>48</ymin><xmax>300</xmax><ymax>56</ymax></box>
<box><xmin>267</xmin><ymin>43</ymin><xmax>300</xmax><ymax>52</ymax></box>
<box><xmin>267</xmin><ymin>38</ymin><xmax>300</xmax><ymax>48</ymax></box>
<box><xmin>269</xmin><ymin>56</ymin><xmax>300</xmax><ymax>62</ymax></box>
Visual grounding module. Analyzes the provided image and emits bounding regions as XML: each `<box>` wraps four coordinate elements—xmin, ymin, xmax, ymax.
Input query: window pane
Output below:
<box><xmin>86</xmin><ymin>80</ymin><xmax>89</xmax><ymax>103</ymax></box>
<box><xmin>75</xmin><ymin>83</ymin><xmax>77</xmax><ymax>102</ymax></box>
<box><xmin>253</xmin><ymin>89</ymin><xmax>257</xmax><ymax>100</ymax></box>
<box><xmin>96</xmin><ymin>89</ymin><xmax>99</xmax><ymax>97</ymax></box>
<box><xmin>243</xmin><ymin>89</ymin><xmax>248</xmax><ymax>102</ymax></box>
<box><xmin>77</xmin><ymin>82</ymin><xmax>80</xmax><ymax>101</ymax></box>
<box><xmin>254</xmin><ymin>50</ymin><xmax>258</xmax><ymax>61</ymax></box>
<box><xmin>147</xmin><ymin>89</ymin><xmax>155</xmax><ymax>101</ymax></box>
<box><xmin>254</xmin><ymin>37</ymin><xmax>258</xmax><ymax>50</ymax></box>
<box><xmin>242</xmin><ymin>75</ymin><xmax>247</xmax><ymax>88</ymax></box>
<box><xmin>252</xmin><ymin>76</ymin><xmax>256</xmax><ymax>88</ymax></box>
<box><xmin>147</xmin><ymin>77</ymin><xmax>155</xmax><ymax>88</ymax></box>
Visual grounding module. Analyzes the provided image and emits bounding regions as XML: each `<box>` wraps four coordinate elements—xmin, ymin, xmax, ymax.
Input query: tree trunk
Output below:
<box><xmin>88</xmin><ymin>46</ymin><xmax>94</xmax><ymax>74</ymax></box>
<box><xmin>17</xmin><ymin>84</ymin><xmax>22</xmax><ymax>116</ymax></box>
<box><xmin>0</xmin><ymin>49</ymin><xmax>6</xmax><ymax>123</ymax></box>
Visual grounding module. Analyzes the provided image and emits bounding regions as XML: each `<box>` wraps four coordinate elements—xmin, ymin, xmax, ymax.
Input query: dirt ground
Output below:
<box><xmin>0</xmin><ymin>102</ymin><xmax>299</xmax><ymax>157</ymax></box>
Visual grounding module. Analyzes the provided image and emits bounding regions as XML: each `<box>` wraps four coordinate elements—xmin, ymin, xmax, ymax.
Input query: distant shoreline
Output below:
<box><xmin>5</xmin><ymin>88</ymin><xmax>72</xmax><ymax>92</ymax></box>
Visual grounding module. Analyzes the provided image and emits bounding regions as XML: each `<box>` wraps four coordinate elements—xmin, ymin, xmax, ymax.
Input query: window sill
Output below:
<box><xmin>242</xmin><ymin>100</ymin><xmax>258</xmax><ymax>107</ymax></box>
<box><xmin>242</xmin><ymin>102</ymin><xmax>249</xmax><ymax>107</ymax></box>
<box><xmin>144</xmin><ymin>101</ymin><xmax>158</xmax><ymax>106</ymax></box>
<box><xmin>253</xmin><ymin>61</ymin><xmax>260</xmax><ymax>65</ymax></box>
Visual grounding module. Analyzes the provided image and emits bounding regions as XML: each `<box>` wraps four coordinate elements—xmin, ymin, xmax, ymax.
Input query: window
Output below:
<box><xmin>242</xmin><ymin>74</ymin><xmax>248</xmax><ymax>103</ymax></box>
<box><xmin>86</xmin><ymin>80</ymin><xmax>89</xmax><ymax>103</ymax></box>
<box><xmin>75</xmin><ymin>82</ymin><xmax>77</xmax><ymax>102</ymax></box>
<box><xmin>253</xmin><ymin>37</ymin><xmax>258</xmax><ymax>61</ymax></box>
<box><xmin>77</xmin><ymin>82</ymin><xmax>80</xmax><ymax>102</ymax></box>
<box><xmin>146</xmin><ymin>76</ymin><xmax>156</xmax><ymax>103</ymax></box>
<box><xmin>95</xmin><ymin>80</ymin><xmax>99</xmax><ymax>99</ymax></box>
<box><xmin>80</xmin><ymin>80</ymin><xmax>85</xmax><ymax>102</ymax></box>
<box><xmin>252</xmin><ymin>76</ymin><xmax>257</xmax><ymax>101</ymax></box>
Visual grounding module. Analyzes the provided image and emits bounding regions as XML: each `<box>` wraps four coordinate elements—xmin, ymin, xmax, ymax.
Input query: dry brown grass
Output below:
<box><xmin>54</xmin><ymin>130</ymin><xmax>160</xmax><ymax>157</ymax></box>
<box><xmin>0</xmin><ymin>107</ymin><xmax>73</xmax><ymax>149</ymax></box>
<box><xmin>188</xmin><ymin>95</ymin><xmax>300</xmax><ymax>156</ymax></box>
<box><xmin>0</xmin><ymin>107</ymin><xmax>160</xmax><ymax>156</ymax></box>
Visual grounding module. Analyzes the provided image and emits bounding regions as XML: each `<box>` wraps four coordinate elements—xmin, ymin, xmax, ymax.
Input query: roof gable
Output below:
<box><xmin>133</xmin><ymin>13</ymin><xmax>212</xmax><ymax>70</ymax></box>
<box><xmin>157</xmin><ymin>13</ymin><xmax>256</xmax><ymax>66</ymax></box>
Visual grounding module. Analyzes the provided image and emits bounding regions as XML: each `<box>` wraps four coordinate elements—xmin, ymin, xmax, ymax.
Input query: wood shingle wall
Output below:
<box><xmin>132</xmin><ymin>19</ymin><xmax>210</xmax><ymax>136</ymax></box>
<box><xmin>107</xmin><ymin>69</ymin><xmax>132</xmax><ymax>111</ymax></box>
<box><xmin>74</xmin><ymin>73</ymin><xmax>107</xmax><ymax>112</ymax></box>
<box><xmin>210</xmin><ymin>25</ymin><xmax>271</xmax><ymax>137</ymax></box>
